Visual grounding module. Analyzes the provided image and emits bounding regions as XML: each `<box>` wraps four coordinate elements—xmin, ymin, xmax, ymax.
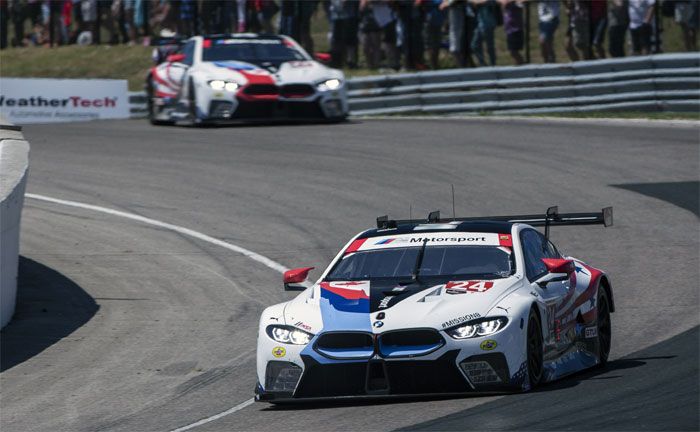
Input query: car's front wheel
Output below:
<box><xmin>526</xmin><ymin>307</ymin><xmax>544</xmax><ymax>389</ymax></box>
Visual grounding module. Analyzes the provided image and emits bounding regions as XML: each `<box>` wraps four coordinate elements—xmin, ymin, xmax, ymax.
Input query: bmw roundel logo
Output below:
<box><xmin>373</xmin><ymin>321</ymin><xmax>384</xmax><ymax>328</ymax></box>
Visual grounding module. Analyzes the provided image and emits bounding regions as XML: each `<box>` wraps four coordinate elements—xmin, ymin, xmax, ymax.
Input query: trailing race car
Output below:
<box><xmin>146</xmin><ymin>34</ymin><xmax>348</xmax><ymax>125</ymax></box>
<box><xmin>255</xmin><ymin>207</ymin><xmax>614</xmax><ymax>402</ymax></box>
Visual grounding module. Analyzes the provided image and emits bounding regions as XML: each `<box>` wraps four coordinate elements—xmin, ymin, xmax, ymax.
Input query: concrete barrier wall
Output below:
<box><xmin>0</xmin><ymin>120</ymin><xmax>30</xmax><ymax>328</ymax></box>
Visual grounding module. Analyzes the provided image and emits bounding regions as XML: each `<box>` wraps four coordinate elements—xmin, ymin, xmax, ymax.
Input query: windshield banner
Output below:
<box><xmin>347</xmin><ymin>232</ymin><xmax>507</xmax><ymax>253</ymax></box>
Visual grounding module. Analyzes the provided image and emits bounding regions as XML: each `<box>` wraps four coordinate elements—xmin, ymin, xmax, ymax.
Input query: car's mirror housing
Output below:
<box><xmin>284</xmin><ymin>267</ymin><xmax>314</xmax><ymax>291</ymax></box>
<box><xmin>166</xmin><ymin>53</ymin><xmax>185</xmax><ymax>63</ymax></box>
<box><xmin>536</xmin><ymin>258</ymin><xmax>575</xmax><ymax>288</ymax></box>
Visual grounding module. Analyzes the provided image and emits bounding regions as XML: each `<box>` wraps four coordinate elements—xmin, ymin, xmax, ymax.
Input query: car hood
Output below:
<box><xmin>200</xmin><ymin>59</ymin><xmax>338</xmax><ymax>85</ymax></box>
<box><xmin>282</xmin><ymin>277</ymin><xmax>523</xmax><ymax>335</ymax></box>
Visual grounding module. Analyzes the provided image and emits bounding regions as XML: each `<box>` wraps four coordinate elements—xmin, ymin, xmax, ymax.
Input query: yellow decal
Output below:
<box><xmin>272</xmin><ymin>346</ymin><xmax>286</xmax><ymax>358</ymax></box>
<box><xmin>480</xmin><ymin>340</ymin><xmax>497</xmax><ymax>351</ymax></box>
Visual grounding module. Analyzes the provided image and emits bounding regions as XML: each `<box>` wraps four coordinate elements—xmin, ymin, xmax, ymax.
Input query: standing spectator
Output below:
<box><xmin>329</xmin><ymin>0</ymin><xmax>361</xmax><ymax>69</ymax></box>
<box><xmin>590</xmin><ymin>0</ymin><xmax>607</xmax><ymax>58</ymax></box>
<box><xmin>0</xmin><ymin>0</ymin><xmax>8</xmax><ymax>49</ymax></box>
<box><xmin>179</xmin><ymin>0</ymin><xmax>195</xmax><ymax>36</ymax></box>
<box><xmin>441</xmin><ymin>0</ymin><xmax>467</xmax><ymax>67</ymax></box>
<box><xmin>501</xmin><ymin>0</ymin><xmax>524</xmax><ymax>65</ymax></box>
<box><xmin>424</xmin><ymin>0</ymin><xmax>446</xmax><ymax>69</ymax></box>
<box><xmin>298</xmin><ymin>0</ymin><xmax>319</xmax><ymax>53</ymax></box>
<box><xmin>564</xmin><ymin>0</ymin><xmax>591</xmax><ymax>61</ymax></box>
<box><xmin>255</xmin><ymin>0</ymin><xmax>279</xmax><ymax>34</ymax></box>
<box><xmin>122</xmin><ymin>0</ymin><xmax>138</xmax><ymax>43</ymax></box>
<box><xmin>81</xmin><ymin>0</ymin><xmax>98</xmax><ymax>44</ymax></box>
<box><xmin>470</xmin><ymin>0</ymin><xmax>498</xmax><ymax>66</ymax></box>
<box><xmin>538</xmin><ymin>0</ymin><xmax>560</xmax><ymax>63</ymax></box>
<box><xmin>360</xmin><ymin>0</ymin><xmax>383</xmax><ymax>68</ymax></box>
<box><xmin>629</xmin><ymin>0</ymin><xmax>655</xmax><ymax>55</ymax></box>
<box><xmin>10</xmin><ymin>0</ymin><xmax>27</xmax><ymax>46</ymax></box>
<box><xmin>279</xmin><ymin>0</ymin><xmax>299</xmax><ymax>39</ymax></box>
<box><xmin>374</xmin><ymin>0</ymin><xmax>399</xmax><ymax>69</ymax></box>
<box><xmin>395</xmin><ymin>0</ymin><xmax>426</xmax><ymax>70</ymax></box>
<box><xmin>608</xmin><ymin>0</ymin><xmax>628</xmax><ymax>56</ymax></box>
<box><xmin>674</xmin><ymin>0</ymin><xmax>699</xmax><ymax>51</ymax></box>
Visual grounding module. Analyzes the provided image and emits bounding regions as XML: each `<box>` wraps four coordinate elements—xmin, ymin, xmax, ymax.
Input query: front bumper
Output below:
<box><xmin>255</xmin><ymin>350</ymin><xmax>524</xmax><ymax>402</ymax></box>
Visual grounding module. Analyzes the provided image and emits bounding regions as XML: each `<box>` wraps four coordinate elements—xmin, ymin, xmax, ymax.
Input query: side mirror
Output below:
<box><xmin>314</xmin><ymin>52</ymin><xmax>331</xmax><ymax>64</ymax></box>
<box><xmin>283</xmin><ymin>267</ymin><xmax>314</xmax><ymax>291</ymax></box>
<box><xmin>166</xmin><ymin>53</ymin><xmax>185</xmax><ymax>63</ymax></box>
<box><xmin>535</xmin><ymin>258</ymin><xmax>575</xmax><ymax>288</ymax></box>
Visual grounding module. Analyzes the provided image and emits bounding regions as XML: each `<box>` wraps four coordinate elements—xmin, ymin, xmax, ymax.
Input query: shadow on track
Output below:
<box><xmin>397</xmin><ymin>326</ymin><xmax>699</xmax><ymax>431</ymax></box>
<box><xmin>0</xmin><ymin>257</ymin><xmax>99</xmax><ymax>372</ymax></box>
<box><xmin>611</xmin><ymin>181</ymin><xmax>699</xmax><ymax>217</ymax></box>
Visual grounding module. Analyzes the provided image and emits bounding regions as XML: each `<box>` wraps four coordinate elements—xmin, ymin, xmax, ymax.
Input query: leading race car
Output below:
<box><xmin>255</xmin><ymin>207</ymin><xmax>615</xmax><ymax>402</ymax></box>
<box><xmin>146</xmin><ymin>34</ymin><xmax>348</xmax><ymax>125</ymax></box>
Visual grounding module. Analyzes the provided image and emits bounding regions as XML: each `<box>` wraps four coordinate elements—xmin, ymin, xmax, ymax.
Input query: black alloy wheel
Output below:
<box><xmin>597</xmin><ymin>288</ymin><xmax>612</xmax><ymax>366</ymax></box>
<box><xmin>527</xmin><ymin>308</ymin><xmax>544</xmax><ymax>389</ymax></box>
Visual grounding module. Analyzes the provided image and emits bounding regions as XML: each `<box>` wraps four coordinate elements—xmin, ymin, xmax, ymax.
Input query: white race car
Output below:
<box><xmin>146</xmin><ymin>34</ymin><xmax>348</xmax><ymax>125</ymax></box>
<box><xmin>255</xmin><ymin>207</ymin><xmax>614</xmax><ymax>402</ymax></box>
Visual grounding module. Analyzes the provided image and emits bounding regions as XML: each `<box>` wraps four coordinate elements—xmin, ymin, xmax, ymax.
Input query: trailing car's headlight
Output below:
<box><xmin>317</xmin><ymin>78</ymin><xmax>342</xmax><ymax>91</ymax></box>
<box><xmin>266</xmin><ymin>325</ymin><xmax>313</xmax><ymax>345</ymax></box>
<box><xmin>446</xmin><ymin>317</ymin><xmax>508</xmax><ymax>339</ymax></box>
<box><xmin>208</xmin><ymin>80</ymin><xmax>239</xmax><ymax>92</ymax></box>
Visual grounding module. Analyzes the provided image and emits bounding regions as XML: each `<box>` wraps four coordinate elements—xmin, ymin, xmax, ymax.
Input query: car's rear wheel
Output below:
<box><xmin>597</xmin><ymin>288</ymin><xmax>612</xmax><ymax>366</ymax></box>
<box><xmin>526</xmin><ymin>308</ymin><xmax>544</xmax><ymax>389</ymax></box>
<box><xmin>146</xmin><ymin>77</ymin><xmax>172</xmax><ymax>126</ymax></box>
<box><xmin>188</xmin><ymin>79</ymin><xmax>200</xmax><ymax>126</ymax></box>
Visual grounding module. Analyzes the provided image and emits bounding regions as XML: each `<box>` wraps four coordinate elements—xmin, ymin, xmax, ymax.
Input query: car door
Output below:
<box><xmin>520</xmin><ymin>229</ymin><xmax>571</xmax><ymax>357</ymax></box>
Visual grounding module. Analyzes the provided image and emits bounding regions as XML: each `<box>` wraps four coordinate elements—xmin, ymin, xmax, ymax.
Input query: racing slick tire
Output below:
<box><xmin>188</xmin><ymin>79</ymin><xmax>202</xmax><ymax>126</ymax></box>
<box><xmin>146</xmin><ymin>76</ymin><xmax>173</xmax><ymax>126</ymax></box>
<box><xmin>597</xmin><ymin>288</ymin><xmax>612</xmax><ymax>366</ymax></box>
<box><xmin>526</xmin><ymin>307</ymin><xmax>544</xmax><ymax>389</ymax></box>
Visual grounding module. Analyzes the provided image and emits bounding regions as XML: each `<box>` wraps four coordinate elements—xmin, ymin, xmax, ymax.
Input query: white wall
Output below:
<box><xmin>0</xmin><ymin>120</ymin><xmax>30</xmax><ymax>328</ymax></box>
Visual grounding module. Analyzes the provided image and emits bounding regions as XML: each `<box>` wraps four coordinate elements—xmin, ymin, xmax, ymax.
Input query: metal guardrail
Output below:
<box><xmin>129</xmin><ymin>53</ymin><xmax>700</xmax><ymax>118</ymax></box>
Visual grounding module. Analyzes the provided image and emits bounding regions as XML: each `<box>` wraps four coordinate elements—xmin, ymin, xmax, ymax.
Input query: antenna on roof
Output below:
<box><xmin>451</xmin><ymin>184</ymin><xmax>456</xmax><ymax>221</ymax></box>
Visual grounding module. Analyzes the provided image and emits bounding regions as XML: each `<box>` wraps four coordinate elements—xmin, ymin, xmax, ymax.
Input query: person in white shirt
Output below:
<box><xmin>628</xmin><ymin>0</ymin><xmax>655</xmax><ymax>55</ymax></box>
<box><xmin>538</xmin><ymin>0</ymin><xmax>560</xmax><ymax>63</ymax></box>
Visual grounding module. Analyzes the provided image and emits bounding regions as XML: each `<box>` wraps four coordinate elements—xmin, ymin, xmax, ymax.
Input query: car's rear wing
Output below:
<box><xmin>377</xmin><ymin>206</ymin><xmax>613</xmax><ymax>240</ymax></box>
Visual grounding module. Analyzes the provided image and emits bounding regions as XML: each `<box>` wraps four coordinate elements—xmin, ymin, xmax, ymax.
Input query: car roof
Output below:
<box><xmin>357</xmin><ymin>221</ymin><xmax>515</xmax><ymax>240</ymax></box>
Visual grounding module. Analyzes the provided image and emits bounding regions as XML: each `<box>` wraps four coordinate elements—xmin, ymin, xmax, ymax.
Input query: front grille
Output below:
<box><xmin>314</xmin><ymin>332</ymin><xmax>374</xmax><ymax>360</ymax></box>
<box><xmin>280</xmin><ymin>84</ymin><xmax>315</xmax><ymax>98</ymax></box>
<box><xmin>294</xmin><ymin>350</ymin><xmax>470</xmax><ymax>398</ymax></box>
<box><xmin>378</xmin><ymin>329</ymin><xmax>445</xmax><ymax>358</ymax></box>
<box><xmin>243</xmin><ymin>84</ymin><xmax>279</xmax><ymax>97</ymax></box>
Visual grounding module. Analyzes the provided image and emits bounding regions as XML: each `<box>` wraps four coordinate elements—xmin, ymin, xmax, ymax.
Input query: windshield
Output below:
<box><xmin>202</xmin><ymin>39</ymin><xmax>307</xmax><ymax>67</ymax></box>
<box><xmin>326</xmin><ymin>246</ymin><xmax>515</xmax><ymax>281</ymax></box>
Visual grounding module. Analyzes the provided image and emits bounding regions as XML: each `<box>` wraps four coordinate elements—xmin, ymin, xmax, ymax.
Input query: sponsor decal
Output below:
<box><xmin>374</xmin><ymin>238</ymin><xmax>396</xmax><ymax>245</ymax></box>
<box><xmin>294</xmin><ymin>321</ymin><xmax>312</xmax><ymax>331</ymax></box>
<box><xmin>0</xmin><ymin>78</ymin><xmax>129</xmax><ymax>124</ymax></box>
<box><xmin>441</xmin><ymin>313</ymin><xmax>481</xmax><ymax>329</ymax></box>
<box><xmin>498</xmin><ymin>234</ymin><xmax>513</xmax><ymax>247</ymax></box>
<box><xmin>391</xmin><ymin>286</ymin><xmax>406</xmax><ymax>292</ymax></box>
<box><xmin>373</xmin><ymin>321</ymin><xmax>384</xmax><ymax>328</ymax></box>
<box><xmin>585</xmin><ymin>326</ymin><xmax>598</xmax><ymax>338</ymax></box>
<box><xmin>480</xmin><ymin>340</ymin><xmax>498</xmax><ymax>351</ymax></box>
<box><xmin>445</xmin><ymin>280</ymin><xmax>494</xmax><ymax>294</ymax></box>
<box><xmin>272</xmin><ymin>346</ymin><xmax>286</xmax><ymax>358</ymax></box>
<box><xmin>376</xmin><ymin>312</ymin><xmax>385</xmax><ymax>320</ymax></box>
<box><xmin>378</xmin><ymin>297</ymin><xmax>391</xmax><ymax>309</ymax></box>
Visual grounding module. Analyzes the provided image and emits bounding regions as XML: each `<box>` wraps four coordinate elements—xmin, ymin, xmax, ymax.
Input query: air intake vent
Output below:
<box><xmin>378</xmin><ymin>329</ymin><xmax>445</xmax><ymax>358</ymax></box>
<box><xmin>314</xmin><ymin>332</ymin><xmax>374</xmax><ymax>360</ymax></box>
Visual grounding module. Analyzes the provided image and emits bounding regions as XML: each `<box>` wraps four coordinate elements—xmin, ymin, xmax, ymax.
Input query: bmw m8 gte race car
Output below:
<box><xmin>256</xmin><ymin>207</ymin><xmax>615</xmax><ymax>402</ymax></box>
<box><xmin>146</xmin><ymin>34</ymin><xmax>348</xmax><ymax>125</ymax></box>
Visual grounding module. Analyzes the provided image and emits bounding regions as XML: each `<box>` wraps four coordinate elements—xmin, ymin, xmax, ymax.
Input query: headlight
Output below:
<box><xmin>266</xmin><ymin>325</ymin><xmax>313</xmax><ymax>345</ymax></box>
<box><xmin>446</xmin><ymin>317</ymin><xmax>508</xmax><ymax>340</ymax></box>
<box><xmin>317</xmin><ymin>78</ymin><xmax>342</xmax><ymax>91</ymax></box>
<box><xmin>208</xmin><ymin>80</ymin><xmax>239</xmax><ymax>92</ymax></box>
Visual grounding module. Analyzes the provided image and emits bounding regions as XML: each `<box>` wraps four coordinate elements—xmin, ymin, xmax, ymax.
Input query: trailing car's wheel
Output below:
<box><xmin>188</xmin><ymin>79</ymin><xmax>200</xmax><ymax>126</ymax></box>
<box><xmin>146</xmin><ymin>76</ymin><xmax>172</xmax><ymax>126</ymax></box>
<box><xmin>526</xmin><ymin>308</ymin><xmax>544</xmax><ymax>389</ymax></box>
<box><xmin>597</xmin><ymin>288</ymin><xmax>612</xmax><ymax>366</ymax></box>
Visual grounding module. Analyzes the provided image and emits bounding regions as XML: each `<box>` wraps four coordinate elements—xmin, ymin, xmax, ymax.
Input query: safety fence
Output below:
<box><xmin>129</xmin><ymin>53</ymin><xmax>699</xmax><ymax>118</ymax></box>
<box><xmin>0</xmin><ymin>120</ymin><xmax>30</xmax><ymax>328</ymax></box>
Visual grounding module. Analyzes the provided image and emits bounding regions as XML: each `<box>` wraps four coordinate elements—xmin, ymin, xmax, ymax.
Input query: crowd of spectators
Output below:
<box><xmin>0</xmin><ymin>0</ymin><xmax>698</xmax><ymax>70</ymax></box>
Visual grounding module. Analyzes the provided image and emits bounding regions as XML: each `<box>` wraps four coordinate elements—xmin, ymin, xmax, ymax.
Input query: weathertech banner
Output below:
<box><xmin>0</xmin><ymin>78</ymin><xmax>129</xmax><ymax>124</ymax></box>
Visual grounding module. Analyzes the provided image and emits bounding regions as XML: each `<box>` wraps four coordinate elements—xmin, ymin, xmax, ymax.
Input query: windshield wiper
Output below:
<box><xmin>411</xmin><ymin>239</ymin><xmax>429</xmax><ymax>282</ymax></box>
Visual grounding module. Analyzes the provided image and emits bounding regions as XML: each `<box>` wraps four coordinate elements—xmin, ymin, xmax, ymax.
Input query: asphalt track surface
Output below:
<box><xmin>1</xmin><ymin>118</ymin><xmax>698</xmax><ymax>432</ymax></box>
